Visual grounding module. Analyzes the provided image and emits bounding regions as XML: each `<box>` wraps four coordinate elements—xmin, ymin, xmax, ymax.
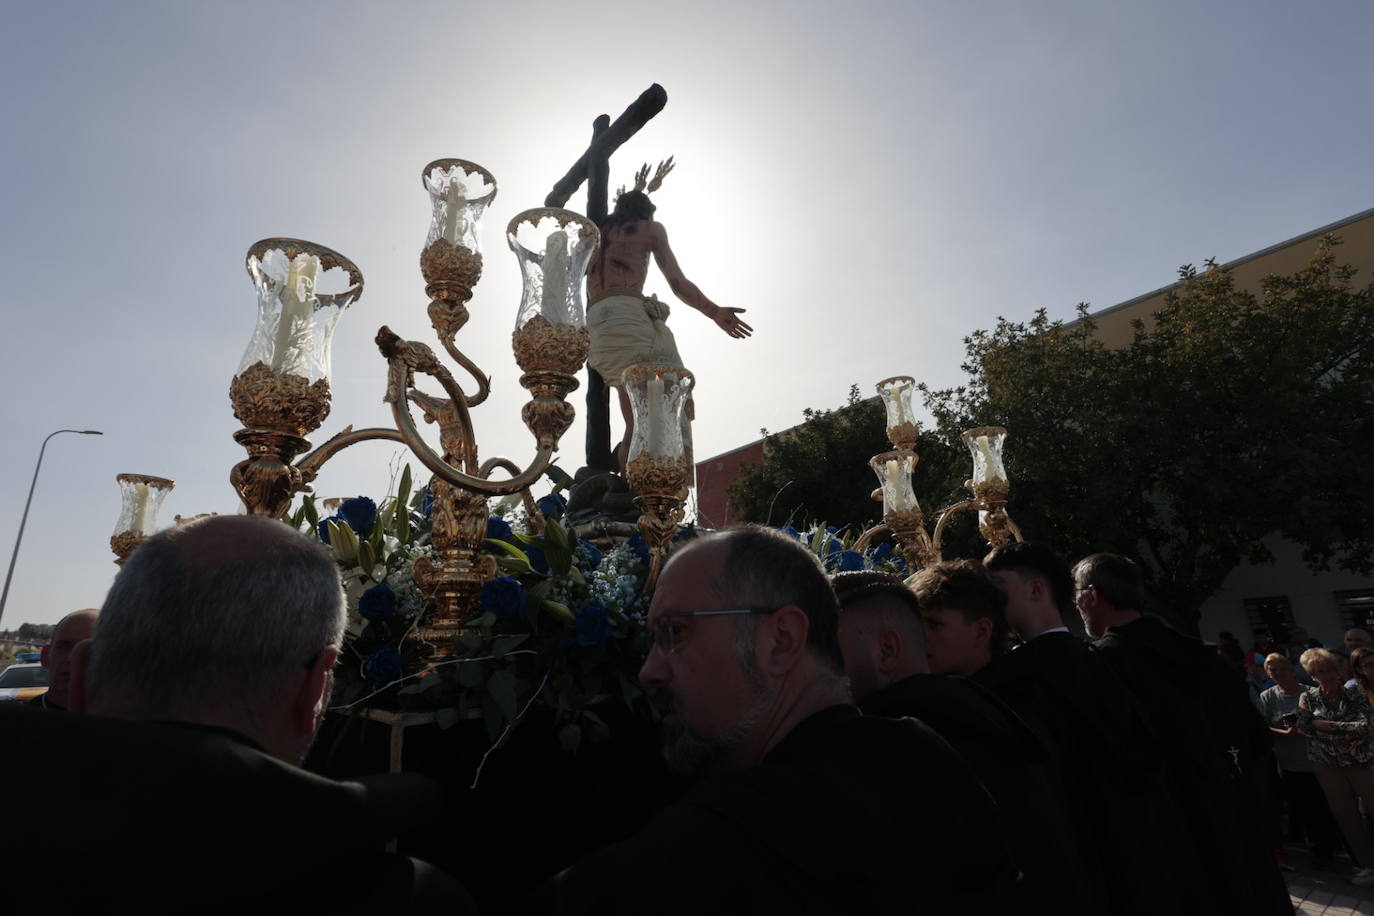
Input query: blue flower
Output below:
<box><xmin>826</xmin><ymin>538</ymin><xmax>842</xmax><ymax>556</ymax></box>
<box><xmin>837</xmin><ymin>550</ymin><xmax>865</xmax><ymax>572</ymax></box>
<box><xmin>779</xmin><ymin>525</ymin><xmax>801</xmax><ymax>540</ymax></box>
<box><xmin>873</xmin><ymin>541</ymin><xmax>894</xmax><ymax>561</ymax></box>
<box><xmin>574</xmin><ymin>602</ymin><xmax>613</xmax><ymax>647</ymax></box>
<box><xmin>626</xmin><ymin>533</ymin><xmax>650</xmax><ymax>565</ymax></box>
<box><xmin>419</xmin><ymin>486</ymin><xmax>434</xmax><ymax>518</ymax></box>
<box><xmin>364</xmin><ymin>646</ymin><xmax>402</xmax><ymax>684</ymax></box>
<box><xmin>339</xmin><ymin>497</ymin><xmax>377</xmax><ymax>538</ymax></box>
<box><xmin>825</xmin><ymin>525</ymin><xmax>838</xmax><ymax>535</ymax></box>
<box><xmin>892</xmin><ymin>556</ymin><xmax>908</xmax><ymax>574</ymax></box>
<box><xmin>524</xmin><ymin>545</ymin><xmax>549</xmax><ymax>574</ymax></box>
<box><xmin>537</xmin><ymin>493</ymin><xmax>567</xmax><ymax>521</ymax></box>
<box><xmin>487</xmin><ymin>516</ymin><xmax>514</xmax><ymax>543</ymax></box>
<box><xmin>317</xmin><ymin>515</ymin><xmax>342</xmax><ymax>544</ymax></box>
<box><xmin>480</xmin><ymin>576</ymin><xmax>527</xmax><ymax>620</ymax></box>
<box><xmin>358</xmin><ymin>584</ymin><xmax>396</xmax><ymax>621</ymax></box>
<box><xmin>578</xmin><ymin>539</ymin><xmax>602</xmax><ymax>570</ymax></box>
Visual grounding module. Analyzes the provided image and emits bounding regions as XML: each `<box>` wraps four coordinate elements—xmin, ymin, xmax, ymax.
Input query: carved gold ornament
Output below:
<box><xmin>420</xmin><ymin>240</ymin><xmax>483</xmax><ymax>303</ymax></box>
<box><xmin>513</xmin><ymin>316</ymin><xmax>590</xmax><ymax>376</ymax></box>
<box><xmin>109</xmin><ymin>530</ymin><xmax>146</xmax><ymax>566</ymax></box>
<box><xmin>230</xmin><ymin>362</ymin><xmax>332</xmax><ymax>436</ymax></box>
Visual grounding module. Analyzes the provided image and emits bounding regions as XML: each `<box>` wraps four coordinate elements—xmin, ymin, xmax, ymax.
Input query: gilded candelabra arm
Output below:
<box><xmin>930</xmin><ymin>499</ymin><xmax>979</xmax><ymax>556</ymax></box>
<box><xmin>852</xmin><ymin>522</ymin><xmax>890</xmax><ymax>553</ymax></box>
<box><xmin>436</xmin><ymin>329</ymin><xmax>493</xmax><ymax>409</ymax></box>
<box><xmin>387</xmin><ymin>385</ymin><xmax>556</xmax><ymax>495</ymax></box>
<box><xmin>477</xmin><ymin>456</ymin><xmax>544</xmax><ymax>534</ymax></box>
<box><xmin>294</xmin><ymin>426</ymin><xmax>408</xmax><ymax>485</ymax></box>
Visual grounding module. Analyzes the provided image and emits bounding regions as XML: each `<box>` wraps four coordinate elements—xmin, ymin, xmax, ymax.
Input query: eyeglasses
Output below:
<box><xmin>648</xmin><ymin>608</ymin><xmax>777</xmax><ymax>655</ymax></box>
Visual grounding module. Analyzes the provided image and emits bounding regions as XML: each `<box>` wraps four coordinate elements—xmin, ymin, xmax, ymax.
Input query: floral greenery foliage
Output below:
<box><xmin>288</xmin><ymin>466</ymin><xmax>657</xmax><ymax>753</ymax></box>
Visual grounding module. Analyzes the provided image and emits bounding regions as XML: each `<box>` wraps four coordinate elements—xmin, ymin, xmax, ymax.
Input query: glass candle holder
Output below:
<box><xmin>962</xmin><ymin>427</ymin><xmax>1010</xmax><ymax>506</ymax></box>
<box><xmin>624</xmin><ymin>365</ymin><xmax>694</xmax><ymax>463</ymax></box>
<box><xmin>422</xmin><ymin>159</ymin><xmax>497</xmax><ymax>252</ymax></box>
<box><xmin>113</xmin><ymin>474</ymin><xmax>175</xmax><ymax>537</ymax></box>
<box><xmin>876</xmin><ymin>376</ymin><xmax>919</xmax><ymax>449</ymax></box>
<box><xmin>508</xmin><ymin>208</ymin><xmax>599</xmax><ymax>330</ymax></box>
<box><xmin>870</xmin><ymin>450</ymin><xmax>921</xmax><ymax>517</ymax></box>
<box><xmin>238</xmin><ymin>239</ymin><xmax>364</xmax><ymax>385</ymax></box>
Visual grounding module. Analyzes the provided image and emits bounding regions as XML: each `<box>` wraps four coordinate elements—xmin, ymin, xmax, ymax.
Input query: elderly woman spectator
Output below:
<box><xmin>1259</xmin><ymin>653</ymin><xmax>1340</xmax><ymax>867</ymax></box>
<box><xmin>1295</xmin><ymin>647</ymin><xmax>1374</xmax><ymax>886</ymax></box>
<box><xmin>1349</xmin><ymin>646</ymin><xmax>1374</xmax><ymax>706</ymax></box>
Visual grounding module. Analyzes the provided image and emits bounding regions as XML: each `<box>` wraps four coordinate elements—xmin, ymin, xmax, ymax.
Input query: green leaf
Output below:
<box><xmin>567</xmin><ymin>566</ymin><xmax>586</xmax><ymax>586</ymax></box>
<box><xmin>457</xmin><ymin>660</ymin><xmax>486</xmax><ymax>688</ymax></box>
<box><xmin>544</xmin><ymin>517</ymin><xmax>571</xmax><ymax>552</ymax></box>
<box><xmin>485</xmin><ymin>538</ymin><xmax>532</xmax><ymax>561</ymax></box>
<box><xmin>436</xmin><ymin>707</ymin><xmax>461</xmax><ymax>730</ymax></box>
<box><xmin>545</xmin><ymin>545</ymin><xmax>572</xmax><ymax>575</ymax></box>
<box><xmin>357</xmin><ymin>540</ymin><xmax>376</xmax><ymax>577</ymax></box>
<box><xmin>492</xmin><ymin>634</ymin><xmax>529</xmax><ymax>658</ymax></box>
<box><xmin>544</xmin><ymin>464</ymin><xmax>574</xmax><ymax>491</ymax></box>
<box><xmin>541</xmin><ymin>599</ymin><xmax>575</xmax><ymax>624</ymax></box>
<box><xmin>558</xmin><ymin>723</ymin><xmax>582</xmax><ymax>754</ymax></box>
<box><xmin>494</xmin><ymin>555</ymin><xmax>536</xmax><ymax>576</ymax></box>
<box><xmin>487</xmin><ymin>669</ymin><xmax>518</xmax><ymax>723</ymax></box>
<box><xmin>303</xmin><ymin>495</ymin><xmax>319</xmax><ymax>528</ymax></box>
<box><xmin>527</xmin><ymin>579</ymin><xmax>552</xmax><ymax>600</ymax></box>
<box><xmin>397</xmin><ymin>464</ymin><xmax>413</xmax><ymax>514</ymax></box>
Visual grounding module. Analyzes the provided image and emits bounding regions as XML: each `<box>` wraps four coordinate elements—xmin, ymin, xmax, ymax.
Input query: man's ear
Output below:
<box><xmin>762</xmin><ymin>606</ymin><xmax>810</xmax><ymax>676</ymax></box>
<box><xmin>974</xmin><ymin>616</ymin><xmax>993</xmax><ymax>648</ymax></box>
<box><xmin>291</xmin><ymin>646</ymin><xmax>340</xmax><ymax>737</ymax></box>
<box><xmin>877</xmin><ymin>629</ymin><xmax>903</xmax><ymax>675</ymax></box>
<box><xmin>40</xmin><ymin>645</ymin><xmax>50</xmax><ymax>668</ymax></box>
<box><xmin>1028</xmin><ymin>578</ymin><xmax>1047</xmax><ymax>603</ymax></box>
<box><xmin>68</xmin><ymin>639</ymin><xmax>92</xmax><ymax>713</ymax></box>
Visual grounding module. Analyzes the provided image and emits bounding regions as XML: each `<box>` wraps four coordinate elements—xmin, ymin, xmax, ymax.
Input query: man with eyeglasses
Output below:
<box><xmin>533</xmin><ymin>526</ymin><xmax>1017</xmax><ymax>915</ymax></box>
<box><xmin>1075</xmin><ymin>552</ymin><xmax>1294</xmax><ymax>916</ymax></box>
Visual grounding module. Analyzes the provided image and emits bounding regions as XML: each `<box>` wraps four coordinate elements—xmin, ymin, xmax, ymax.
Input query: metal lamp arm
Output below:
<box><xmin>851</xmin><ymin>522</ymin><xmax>890</xmax><ymax>553</ymax></box>
<box><xmin>931</xmin><ymin>499</ymin><xmax>979</xmax><ymax>555</ymax></box>
<box><xmin>295</xmin><ymin>426</ymin><xmax>408</xmax><ymax>484</ymax></box>
<box><xmin>387</xmin><ymin>389</ymin><xmax>554</xmax><ymax>495</ymax></box>
<box><xmin>437</xmin><ymin>333</ymin><xmax>492</xmax><ymax>408</ymax></box>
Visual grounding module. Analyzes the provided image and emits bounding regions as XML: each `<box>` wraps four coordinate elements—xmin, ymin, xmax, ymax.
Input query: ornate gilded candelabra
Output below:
<box><xmin>623</xmin><ymin>365</ymin><xmax>694</xmax><ymax>589</ymax></box>
<box><xmin>227</xmin><ymin>159</ymin><xmax>598</xmax><ymax>656</ymax></box>
<box><xmin>854</xmin><ymin>377</ymin><xmax>1021</xmax><ymax>572</ymax></box>
<box><xmin>110</xmin><ymin>474</ymin><xmax>175</xmax><ymax>564</ymax></box>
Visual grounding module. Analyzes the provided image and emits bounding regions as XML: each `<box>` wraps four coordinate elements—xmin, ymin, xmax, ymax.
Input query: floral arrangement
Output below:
<box><xmin>291</xmin><ymin>470</ymin><xmax>905</xmax><ymax>754</ymax></box>
<box><xmin>291</xmin><ymin>467</ymin><xmax>663</xmax><ymax>753</ymax></box>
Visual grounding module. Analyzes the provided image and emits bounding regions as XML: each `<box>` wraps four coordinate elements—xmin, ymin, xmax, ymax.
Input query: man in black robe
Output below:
<box><xmin>4</xmin><ymin>515</ymin><xmax>471</xmax><ymax>911</ymax></box>
<box><xmin>1075</xmin><ymin>552</ymin><xmax>1294</xmax><ymax>916</ymax></box>
<box><xmin>982</xmin><ymin>542</ymin><xmax>1191</xmax><ymax>916</ymax></box>
<box><xmin>531</xmin><ymin>526</ymin><xmax>1018</xmax><ymax>915</ymax></box>
<box><xmin>833</xmin><ymin>569</ymin><xmax>1092</xmax><ymax>915</ymax></box>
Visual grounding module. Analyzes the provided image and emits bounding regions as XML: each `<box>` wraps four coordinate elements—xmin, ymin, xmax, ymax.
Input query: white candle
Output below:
<box><xmin>442</xmin><ymin>181</ymin><xmax>467</xmax><ymax>245</ymax></box>
<box><xmin>131</xmin><ymin>482</ymin><xmax>151</xmax><ymax>534</ymax></box>
<box><xmin>647</xmin><ymin>375</ymin><xmax>665</xmax><ymax>456</ymax></box>
<box><xmin>273</xmin><ymin>253</ymin><xmax>320</xmax><ymax>373</ymax></box>
<box><xmin>540</xmin><ymin>230</ymin><xmax>569</xmax><ymax>323</ymax></box>
<box><xmin>976</xmin><ymin>435</ymin><xmax>1001</xmax><ymax>482</ymax></box>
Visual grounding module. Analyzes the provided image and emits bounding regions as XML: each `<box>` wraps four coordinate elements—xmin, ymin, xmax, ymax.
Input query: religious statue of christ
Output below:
<box><xmin>586</xmin><ymin>161</ymin><xmax>752</xmax><ymax>472</ymax></box>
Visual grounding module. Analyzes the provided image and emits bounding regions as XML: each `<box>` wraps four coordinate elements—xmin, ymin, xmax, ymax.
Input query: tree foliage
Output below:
<box><xmin>727</xmin><ymin>386</ymin><xmax>972</xmax><ymax>544</ymax></box>
<box><xmin>923</xmin><ymin>238</ymin><xmax>1374</xmax><ymax>627</ymax></box>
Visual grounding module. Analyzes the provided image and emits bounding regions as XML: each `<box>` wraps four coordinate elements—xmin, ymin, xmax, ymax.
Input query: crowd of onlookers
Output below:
<box><xmin>11</xmin><ymin>514</ymin><xmax>1370</xmax><ymax>913</ymax></box>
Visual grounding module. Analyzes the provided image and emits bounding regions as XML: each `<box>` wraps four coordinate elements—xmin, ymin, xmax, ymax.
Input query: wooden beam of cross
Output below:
<box><xmin>545</xmin><ymin>83</ymin><xmax>668</xmax><ymax>219</ymax></box>
<box><xmin>546</xmin><ymin>84</ymin><xmax>668</xmax><ymax>473</ymax></box>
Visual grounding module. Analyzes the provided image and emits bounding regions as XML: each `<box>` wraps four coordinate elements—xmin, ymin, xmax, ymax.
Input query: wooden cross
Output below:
<box><xmin>546</xmin><ymin>84</ymin><xmax>669</xmax><ymax>472</ymax></box>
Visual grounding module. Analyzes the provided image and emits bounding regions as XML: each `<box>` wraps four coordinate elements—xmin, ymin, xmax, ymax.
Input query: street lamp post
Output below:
<box><xmin>0</xmin><ymin>429</ymin><xmax>103</xmax><ymax>627</ymax></box>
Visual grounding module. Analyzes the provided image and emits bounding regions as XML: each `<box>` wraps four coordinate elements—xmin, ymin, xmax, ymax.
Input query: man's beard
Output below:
<box><xmin>660</xmin><ymin>646</ymin><xmax>773</xmax><ymax>776</ymax></box>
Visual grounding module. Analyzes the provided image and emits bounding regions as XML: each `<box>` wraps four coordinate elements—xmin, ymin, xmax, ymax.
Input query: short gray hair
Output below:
<box><xmin>678</xmin><ymin>526</ymin><xmax>846</xmax><ymax>675</ymax></box>
<box><xmin>89</xmin><ymin>515</ymin><xmax>344</xmax><ymax>720</ymax></box>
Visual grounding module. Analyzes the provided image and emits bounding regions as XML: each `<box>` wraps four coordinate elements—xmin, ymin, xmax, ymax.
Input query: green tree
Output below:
<box><xmin>923</xmin><ymin>238</ymin><xmax>1374</xmax><ymax>630</ymax></box>
<box><xmin>728</xmin><ymin>386</ymin><xmax>971</xmax><ymax>541</ymax></box>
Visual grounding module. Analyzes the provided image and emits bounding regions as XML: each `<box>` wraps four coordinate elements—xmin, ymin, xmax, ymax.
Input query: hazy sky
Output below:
<box><xmin>2</xmin><ymin>0</ymin><xmax>1371</xmax><ymax>626</ymax></box>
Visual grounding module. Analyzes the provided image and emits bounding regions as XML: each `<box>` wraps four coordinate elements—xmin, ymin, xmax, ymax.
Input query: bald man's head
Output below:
<box><xmin>41</xmin><ymin>608</ymin><xmax>98</xmax><ymax>709</ymax></box>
